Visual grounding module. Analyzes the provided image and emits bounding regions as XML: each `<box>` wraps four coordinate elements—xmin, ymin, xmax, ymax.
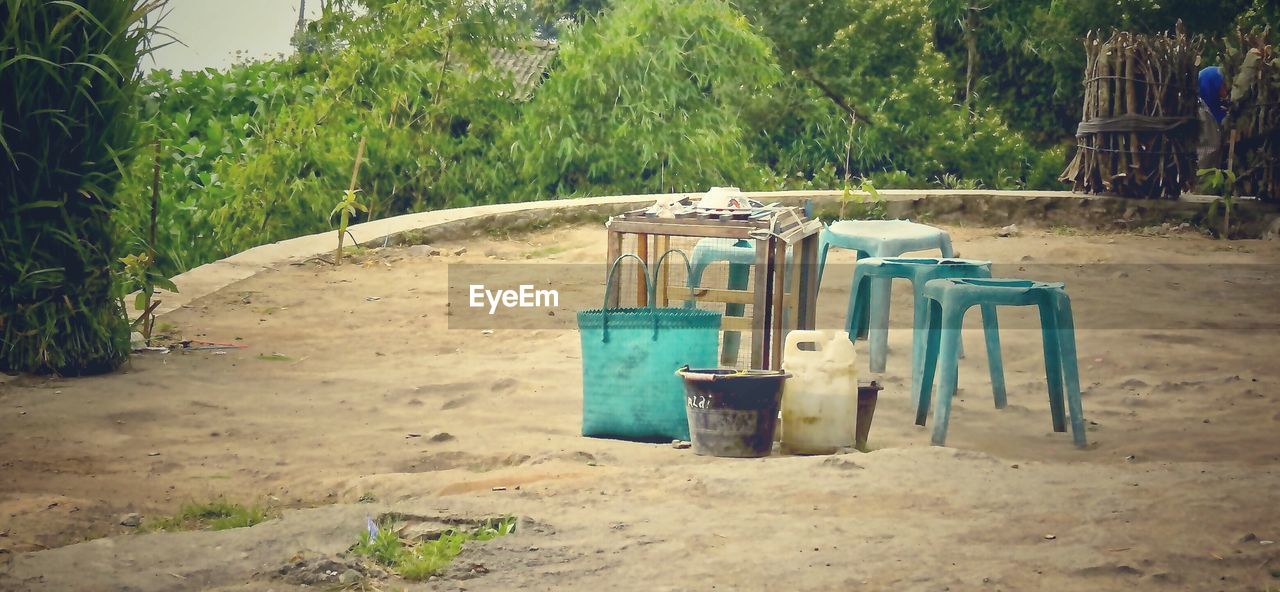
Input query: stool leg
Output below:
<box><xmin>981</xmin><ymin>304</ymin><xmax>1006</xmax><ymax>409</ymax></box>
<box><xmin>869</xmin><ymin>277</ymin><xmax>891</xmax><ymax>373</ymax></box>
<box><xmin>930</xmin><ymin>306</ymin><xmax>965</xmax><ymax>446</ymax></box>
<box><xmin>816</xmin><ymin>237</ymin><xmax>831</xmax><ymax>292</ymax></box>
<box><xmin>915</xmin><ymin>299</ymin><xmax>943</xmax><ymax>426</ymax></box>
<box><xmin>847</xmin><ymin>274</ymin><xmax>872</xmax><ymax>343</ymax></box>
<box><xmin>1054</xmin><ymin>293</ymin><xmax>1088</xmax><ymax>448</ymax></box>
<box><xmin>722</xmin><ymin>262</ymin><xmax>749</xmax><ymax>366</ymax></box>
<box><xmin>939</xmin><ymin>233</ymin><xmax>956</xmax><ymax>258</ymax></box>
<box><xmin>910</xmin><ymin>281</ymin><xmax>929</xmax><ymax>410</ymax></box>
<box><xmin>1038</xmin><ymin>302</ymin><xmax>1067</xmax><ymax>433</ymax></box>
<box><xmin>688</xmin><ymin>261</ymin><xmax>708</xmax><ymax>289</ymax></box>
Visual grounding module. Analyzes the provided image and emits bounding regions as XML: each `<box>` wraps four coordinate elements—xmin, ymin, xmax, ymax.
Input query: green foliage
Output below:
<box><xmin>834</xmin><ymin>179</ymin><xmax>886</xmax><ymax>222</ymax></box>
<box><xmin>738</xmin><ymin>0</ymin><xmax>1044</xmax><ymax>188</ymax></box>
<box><xmin>115</xmin><ymin>0</ymin><xmax>525</xmax><ymax>276</ymax></box>
<box><xmin>118</xmin><ymin>252</ymin><xmax>177</xmax><ymax>343</ymax></box>
<box><xmin>143</xmin><ymin>500</ymin><xmax>270</xmax><ymax>532</ymax></box>
<box><xmin>928</xmin><ymin>0</ymin><xmax>1276</xmax><ymax>148</ymax></box>
<box><xmin>1198</xmin><ymin>167</ymin><xmax>1238</xmax><ymax>238</ymax></box>
<box><xmin>1</xmin><ymin>0</ymin><xmax>161</xmax><ymax>375</ymax></box>
<box><xmin>107</xmin><ymin>0</ymin><xmax>1248</xmax><ymax>280</ymax></box>
<box><xmin>508</xmin><ymin>0</ymin><xmax>780</xmax><ymax>197</ymax></box>
<box><xmin>115</xmin><ymin>60</ymin><xmax>305</xmax><ymax>276</ymax></box>
<box><xmin>353</xmin><ymin>516</ymin><xmax>517</xmax><ymax>581</ymax></box>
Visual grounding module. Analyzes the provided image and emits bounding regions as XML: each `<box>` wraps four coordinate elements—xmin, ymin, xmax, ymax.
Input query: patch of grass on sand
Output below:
<box><xmin>143</xmin><ymin>500</ymin><xmax>271</xmax><ymax>532</ymax></box>
<box><xmin>353</xmin><ymin>516</ymin><xmax>517</xmax><ymax>581</ymax></box>
<box><xmin>525</xmin><ymin>244</ymin><xmax>568</xmax><ymax>259</ymax></box>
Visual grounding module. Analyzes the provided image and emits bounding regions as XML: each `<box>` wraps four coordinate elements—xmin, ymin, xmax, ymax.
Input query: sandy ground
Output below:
<box><xmin>1</xmin><ymin>223</ymin><xmax>1279</xmax><ymax>591</ymax></box>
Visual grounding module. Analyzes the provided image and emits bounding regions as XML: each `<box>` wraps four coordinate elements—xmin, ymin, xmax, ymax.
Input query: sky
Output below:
<box><xmin>144</xmin><ymin>0</ymin><xmax>324</xmax><ymax>72</ymax></box>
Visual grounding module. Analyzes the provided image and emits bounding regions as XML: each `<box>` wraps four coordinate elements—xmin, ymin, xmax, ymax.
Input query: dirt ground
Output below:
<box><xmin>1</xmin><ymin>223</ymin><xmax>1279</xmax><ymax>591</ymax></box>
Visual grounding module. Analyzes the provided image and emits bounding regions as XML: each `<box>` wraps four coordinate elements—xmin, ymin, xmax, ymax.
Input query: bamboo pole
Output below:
<box><xmin>335</xmin><ymin>136</ymin><xmax>367</xmax><ymax>265</ymax></box>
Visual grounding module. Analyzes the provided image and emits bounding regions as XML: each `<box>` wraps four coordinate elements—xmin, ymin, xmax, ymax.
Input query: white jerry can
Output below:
<box><xmin>780</xmin><ymin>330</ymin><xmax>859</xmax><ymax>454</ymax></box>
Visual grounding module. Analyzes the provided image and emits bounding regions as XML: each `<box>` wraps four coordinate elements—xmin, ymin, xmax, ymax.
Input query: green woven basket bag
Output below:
<box><xmin>578</xmin><ymin>251</ymin><xmax>722</xmax><ymax>441</ymax></box>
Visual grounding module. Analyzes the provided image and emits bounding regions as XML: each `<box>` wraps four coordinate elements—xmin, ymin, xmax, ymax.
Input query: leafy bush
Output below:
<box><xmin>507</xmin><ymin>0</ymin><xmax>780</xmax><ymax>197</ymax></box>
<box><xmin>115</xmin><ymin>0</ymin><xmax>525</xmax><ymax>276</ymax></box>
<box><xmin>1</xmin><ymin>0</ymin><xmax>158</xmax><ymax>375</ymax></box>
<box><xmin>745</xmin><ymin>0</ymin><xmax>1046</xmax><ymax>189</ymax></box>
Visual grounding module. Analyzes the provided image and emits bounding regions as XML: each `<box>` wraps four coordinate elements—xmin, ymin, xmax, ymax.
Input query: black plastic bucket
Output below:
<box><xmin>676</xmin><ymin>367</ymin><xmax>792</xmax><ymax>458</ymax></box>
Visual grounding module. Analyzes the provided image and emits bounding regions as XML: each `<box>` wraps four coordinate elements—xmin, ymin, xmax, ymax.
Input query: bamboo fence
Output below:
<box><xmin>1060</xmin><ymin>24</ymin><xmax>1201</xmax><ymax>199</ymax></box>
<box><xmin>1222</xmin><ymin>27</ymin><xmax>1279</xmax><ymax>201</ymax></box>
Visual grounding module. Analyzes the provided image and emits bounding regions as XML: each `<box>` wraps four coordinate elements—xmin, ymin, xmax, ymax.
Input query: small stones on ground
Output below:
<box><xmin>481</xmin><ymin>329</ymin><xmax>494</xmax><ymax>336</ymax></box>
<box><xmin>492</xmin><ymin>486</ymin><xmax>508</xmax><ymax>491</ymax></box>
<box><xmin>1124</xmin><ymin>455</ymin><xmax>1136</xmax><ymax>462</ymax></box>
<box><xmin>365</xmin><ymin>296</ymin><xmax>381</xmax><ymax>301</ymax></box>
<box><xmin>454</xmin><ymin>247</ymin><xmax>468</xmax><ymax>256</ymax></box>
<box><xmin>996</xmin><ymin>224</ymin><xmax>1020</xmax><ymax>237</ymax></box>
<box><xmin>119</xmin><ymin>513</ymin><xmax>142</xmax><ymax>527</ymax></box>
<box><xmin>428</xmin><ymin>431</ymin><xmax>454</xmax><ymax>442</ymax></box>
<box><xmin>406</xmin><ymin>433</ymin><xmax>421</xmax><ymax>438</ymax></box>
<box><xmin>407</xmin><ymin>244</ymin><xmax>441</xmax><ymax>257</ymax></box>
<box><xmin>147</xmin><ymin>451</ymin><xmax>161</xmax><ymax>457</ymax></box>
<box><xmin>1261</xmin><ymin>540</ymin><xmax>1275</xmax><ymax>546</ymax></box>
<box><xmin>1044</xmin><ymin>534</ymin><xmax>1056</xmax><ymax>540</ymax></box>
<box><xmin>338</xmin><ymin>569</ymin><xmax>363</xmax><ymax>585</ymax></box>
<box><xmin>671</xmin><ymin>440</ymin><xmax>691</xmax><ymax>449</ymax></box>
<box><xmin>1240</xmin><ymin>533</ymin><xmax>1258</xmax><ymax>543</ymax></box>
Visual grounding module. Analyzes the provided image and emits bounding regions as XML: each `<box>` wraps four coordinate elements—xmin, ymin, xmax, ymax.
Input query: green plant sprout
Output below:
<box><xmin>1197</xmin><ymin>167</ymin><xmax>1238</xmax><ymax>239</ymax></box>
<box><xmin>353</xmin><ymin>516</ymin><xmax>518</xmax><ymax>581</ymax></box>
<box><xmin>331</xmin><ymin>135</ymin><xmax>368</xmax><ymax>265</ymax></box>
<box><xmin>331</xmin><ymin>188</ymin><xmax>368</xmax><ymax>265</ymax></box>
<box><xmin>837</xmin><ymin>178</ymin><xmax>886</xmax><ymax>221</ymax></box>
<box><xmin>118</xmin><ymin>252</ymin><xmax>178</xmax><ymax>346</ymax></box>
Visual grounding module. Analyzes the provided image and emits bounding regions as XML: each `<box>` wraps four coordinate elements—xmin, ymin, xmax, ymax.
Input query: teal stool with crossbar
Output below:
<box><xmin>846</xmin><ymin>258</ymin><xmax>996</xmax><ymax>410</ymax></box>
<box><xmin>914</xmin><ymin>278</ymin><xmax>1086</xmax><ymax>448</ymax></box>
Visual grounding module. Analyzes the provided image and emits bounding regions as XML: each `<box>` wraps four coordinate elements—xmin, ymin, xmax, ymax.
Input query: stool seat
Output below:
<box><xmin>847</xmin><ymin>258</ymin><xmax>995</xmax><ymax>408</ymax></box>
<box><xmin>915</xmin><ymin>277</ymin><xmax>1086</xmax><ymax>448</ymax></box>
<box><xmin>828</xmin><ymin>219</ymin><xmax>954</xmax><ymax>247</ymax></box>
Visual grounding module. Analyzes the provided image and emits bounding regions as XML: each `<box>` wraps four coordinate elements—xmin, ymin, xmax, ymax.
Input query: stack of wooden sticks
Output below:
<box><xmin>1061</xmin><ymin>23</ymin><xmax>1201</xmax><ymax>199</ymax></box>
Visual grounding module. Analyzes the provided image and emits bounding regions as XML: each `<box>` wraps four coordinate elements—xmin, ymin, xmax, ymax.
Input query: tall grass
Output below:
<box><xmin>0</xmin><ymin>0</ymin><xmax>164</xmax><ymax>374</ymax></box>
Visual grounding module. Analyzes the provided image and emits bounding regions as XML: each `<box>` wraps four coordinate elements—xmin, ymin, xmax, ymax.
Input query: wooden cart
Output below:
<box><xmin>605</xmin><ymin>206</ymin><xmax>823</xmax><ymax>370</ymax></box>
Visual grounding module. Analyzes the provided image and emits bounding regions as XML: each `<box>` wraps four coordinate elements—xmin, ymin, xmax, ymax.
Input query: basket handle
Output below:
<box><xmin>600</xmin><ymin>254</ymin><xmax>650</xmax><ymax>343</ymax></box>
<box><xmin>648</xmin><ymin>249</ymin><xmax>698</xmax><ymax>310</ymax></box>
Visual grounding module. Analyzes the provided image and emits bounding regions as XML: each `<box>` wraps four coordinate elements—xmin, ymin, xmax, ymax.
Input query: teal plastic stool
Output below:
<box><xmin>846</xmin><ymin>258</ymin><xmax>995</xmax><ymax>409</ymax></box>
<box><xmin>914</xmin><ymin>278</ymin><xmax>1086</xmax><ymax>448</ymax></box>
<box><xmin>688</xmin><ymin>238</ymin><xmax>792</xmax><ymax>365</ymax></box>
<box><xmin>817</xmin><ymin>220</ymin><xmax>955</xmax><ymax>373</ymax></box>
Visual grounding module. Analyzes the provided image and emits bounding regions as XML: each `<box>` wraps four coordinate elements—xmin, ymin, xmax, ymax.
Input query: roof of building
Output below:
<box><xmin>488</xmin><ymin>39</ymin><xmax>558</xmax><ymax>101</ymax></box>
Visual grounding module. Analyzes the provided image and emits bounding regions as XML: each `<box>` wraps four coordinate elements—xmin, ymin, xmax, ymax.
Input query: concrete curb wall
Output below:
<box><xmin>156</xmin><ymin>190</ymin><xmax>1280</xmax><ymax>318</ymax></box>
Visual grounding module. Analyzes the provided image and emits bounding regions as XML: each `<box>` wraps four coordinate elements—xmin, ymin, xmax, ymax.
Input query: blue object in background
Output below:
<box><xmin>1199</xmin><ymin>66</ymin><xmax>1226</xmax><ymax>124</ymax></box>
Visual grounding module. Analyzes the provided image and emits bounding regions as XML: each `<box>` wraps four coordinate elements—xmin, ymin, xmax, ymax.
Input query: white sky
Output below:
<box><xmin>145</xmin><ymin>0</ymin><xmax>324</xmax><ymax>72</ymax></box>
